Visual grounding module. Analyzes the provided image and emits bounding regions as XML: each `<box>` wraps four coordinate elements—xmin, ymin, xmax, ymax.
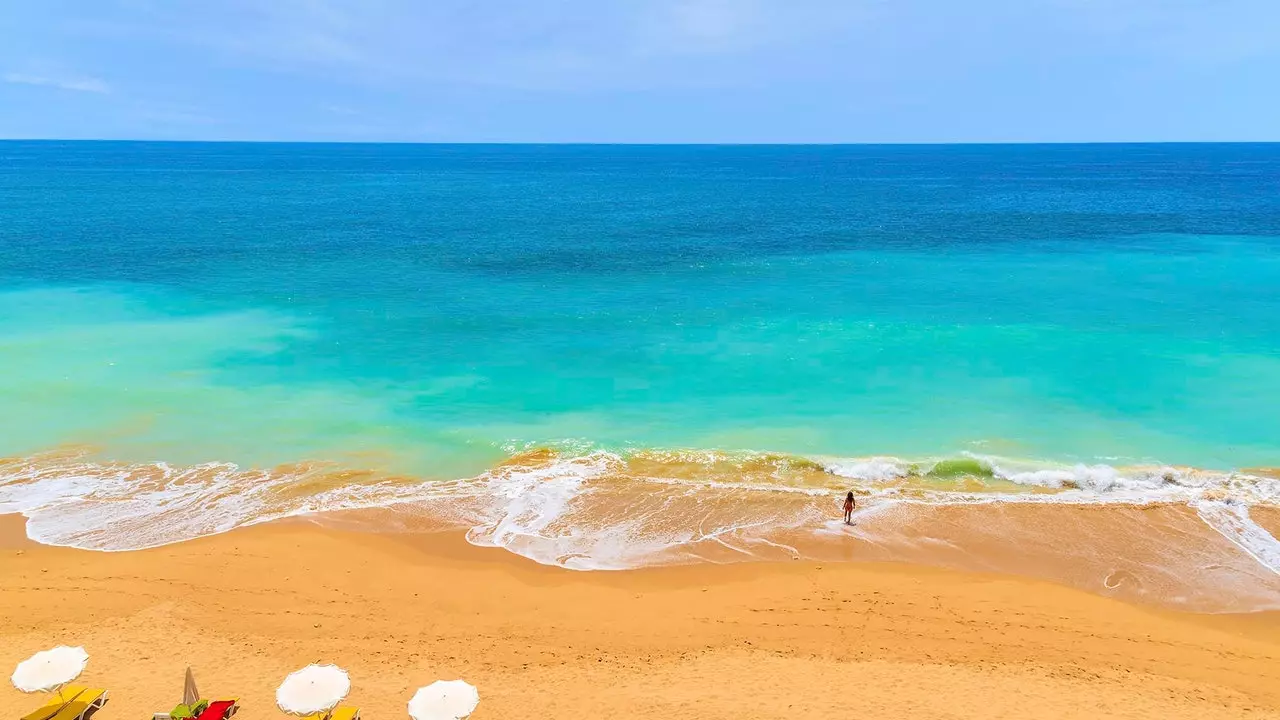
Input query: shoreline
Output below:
<box><xmin>10</xmin><ymin>495</ymin><xmax>1280</xmax><ymax>614</ymax></box>
<box><xmin>6</xmin><ymin>445</ymin><xmax>1280</xmax><ymax>615</ymax></box>
<box><xmin>2</xmin><ymin>514</ymin><xmax>1279</xmax><ymax>719</ymax></box>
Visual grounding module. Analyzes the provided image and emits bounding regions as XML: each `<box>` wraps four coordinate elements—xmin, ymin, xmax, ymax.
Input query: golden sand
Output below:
<box><xmin>1</xmin><ymin>514</ymin><xmax>1278</xmax><ymax>720</ymax></box>
<box><xmin>1254</xmin><ymin>505</ymin><xmax>1280</xmax><ymax>540</ymax></box>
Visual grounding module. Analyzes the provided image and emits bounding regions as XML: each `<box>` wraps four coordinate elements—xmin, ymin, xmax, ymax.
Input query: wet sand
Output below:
<box><xmin>313</xmin><ymin>499</ymin><xmax>1280</xmax><ymax>613</ymax></box>
<box><xmin>1254</xmin><ymin>505</ymin><xmax>1280</xmax><ymax>540</ymax></box>
<box><xmin>2</xmin><ymin>514</ymin><xmax>1279</xmax><ymax>719</ymax></box>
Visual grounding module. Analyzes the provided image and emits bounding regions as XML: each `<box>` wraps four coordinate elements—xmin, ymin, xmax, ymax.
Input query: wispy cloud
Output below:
<box><xmin>4</xmin><ymin>72</ymin><xmax>111</xmax><ymax>94</ymax></box>
<box><xmin>3</xmin><ymin>0</ymin><xmax>1277</xmax><ymax>141</ymax></box>
<box><xmin>661</xmin><ymin>0</ymin><xmax>764</xmax><ymax>53</ymax></box>
<box><xmin>68</xmin><ymin>0</ymin><xmax>871</xmax><ymax>92</ymax></box>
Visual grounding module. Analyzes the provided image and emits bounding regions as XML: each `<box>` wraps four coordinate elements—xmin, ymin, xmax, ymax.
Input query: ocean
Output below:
<box><xmin>2</xmin><ymin>141</ymin><xmax>1278</xmax><ymax>610</ymax></box>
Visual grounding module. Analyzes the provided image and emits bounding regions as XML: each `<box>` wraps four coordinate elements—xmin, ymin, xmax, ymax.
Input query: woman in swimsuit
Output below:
<box><xmin>843</xmin><ymin>491</ymin><xmax>855</xmax><ymax>525</ymax></box>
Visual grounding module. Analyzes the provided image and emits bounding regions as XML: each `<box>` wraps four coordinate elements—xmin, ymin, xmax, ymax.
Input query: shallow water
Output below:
<box><xmin>2</xmin><ymin>142</ymin><xmax>1278</xmax><ymax>610</ymax></box>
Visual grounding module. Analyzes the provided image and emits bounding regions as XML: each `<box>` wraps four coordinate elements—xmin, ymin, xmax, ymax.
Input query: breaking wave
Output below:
<box><xmin>2</xmin><ymin>446</ymin><xmax>1278</xmax><ymax>612</ymax></box>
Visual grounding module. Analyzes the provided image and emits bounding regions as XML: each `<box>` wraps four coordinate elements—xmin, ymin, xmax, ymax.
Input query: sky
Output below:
<box><xmin>1</xmin><ymin>0</ymin><xmax>1278</xmax><ymax>143</ymax></box>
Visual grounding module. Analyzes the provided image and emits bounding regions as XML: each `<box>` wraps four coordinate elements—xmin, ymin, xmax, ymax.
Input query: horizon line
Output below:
<box><xmin>3</xmin><ymin>138</ymin><xmax>1280</xmax><ymax>147</ymax></box>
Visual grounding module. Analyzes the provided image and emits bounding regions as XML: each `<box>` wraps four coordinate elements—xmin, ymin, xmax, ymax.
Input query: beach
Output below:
<box><xmin>3</xmin><ymin>141</ymin><xmax>1280</xmax><ymax>718</ymax></box>
<box><xmin>2</xmin><ymin>514</ymin><xmax>1278</xmax><ymax>720</ymax></box>
<box><xmin>4</xmin><ymin>0</ymin><xmax>1280</xmax><ymax>712</ymax></box>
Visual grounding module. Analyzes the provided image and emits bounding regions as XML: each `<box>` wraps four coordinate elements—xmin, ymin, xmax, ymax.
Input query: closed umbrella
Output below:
<box><xmin>277</xmin><ymin>664</ymin><xmax>351</xmax><ymax>717</ymax></box>
<box><xmin>183</xmin><ymin>667</ymin><xmax>200</xmax><ymax>706</ymax></box>
<box><xmin>407</xmin><ymin>680</ymin><xmax>479</xmax><ymax>720</ymax></box>
<box><xmin>11</xmin><ymin>646</ymin><xmax>89</xmax><ymax>696</ymax></box>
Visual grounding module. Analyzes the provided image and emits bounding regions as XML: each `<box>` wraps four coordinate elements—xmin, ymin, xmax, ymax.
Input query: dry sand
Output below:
<box><xmin>2</xmin><ymin>514</ymin><xmax>1279</xmax><ymax>720</ymax></box>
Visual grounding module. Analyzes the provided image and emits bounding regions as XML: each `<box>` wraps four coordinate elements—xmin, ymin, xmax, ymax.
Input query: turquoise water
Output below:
<box><xmin>3</xmin><ymin>142</ymin><xmax>1280</xmax><ymax>604</ymax></box>
<box><xmin>3</xmin><ymin>141</ymin><xmax>1278</xmax><ymax>474</ymax></box>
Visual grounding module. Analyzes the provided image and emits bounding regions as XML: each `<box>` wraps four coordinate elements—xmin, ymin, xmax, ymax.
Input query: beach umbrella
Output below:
<box><xmin>277</xmin><ymin>664</ymin><xmax>351</xmax><ymax>717</ymax></box>
<box><xmin>183</xmin><ymin>667</ymin><xmax>200</xmax><ymax>706</ymax></box>
<box><xmin>11</xmin><ymin>646</ymin><xmax>89</xmax><ymax>694</ymax></box>
<box><xmin>407</xmin><ymin>680</ymin><xmax>479</xmax><ymax>720</ymax></box>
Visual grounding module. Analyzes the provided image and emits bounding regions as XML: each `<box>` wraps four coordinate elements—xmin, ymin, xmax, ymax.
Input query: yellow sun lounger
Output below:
<box><xmin>47</xmin><ymin>688</ymin><xmax>108</xmax><ymax>720</ymax></box>
<box><xmin>300</xmin><ymin>707</ymin><xmax>360</xmax><ymax>720</ymax></box>
<box><xmin>20</xmin><ymin>687</ymin><xmax>87</xmax><ymax>720</ymax></box>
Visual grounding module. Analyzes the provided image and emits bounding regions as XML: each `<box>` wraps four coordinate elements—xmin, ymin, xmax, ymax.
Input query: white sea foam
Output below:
<box><xmin>463</xmin><ymin>452</ymin><xmax>625</xmax><ymax>569</ymax></box>
<box><xmin>0</xmin><ymin>457</ymin><xmax>447</xmax><ymax>551</ymax></box>
<box><xmin>997</xmin><ymin>463</ymin><xmax>1179</xmax><ymax>494</ymax></box>
<box><xmin>822</xmin><ymin>457</ymin><xmax>909</xmax><ymax>482</ymax></box>
<box><xmin>1194</xmin><ymin>501</ymin><xmax>1280</xmax><ymax>576</ymax></box>
<box><xmin>462</xmin><ymin>452</ymin><xmax>833</xmax><ymax>569</ymax></box>
<box><xmin>3</xmin><ymin>448</ymin><xmax>1280</xmax><ymax>604</ymax></box>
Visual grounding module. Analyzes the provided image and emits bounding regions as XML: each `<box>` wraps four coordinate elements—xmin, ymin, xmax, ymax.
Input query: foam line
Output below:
<box><xmin>1194</xmin><ymin>501</ymin><xmax>1280</xmax><ymax>576</ymax></box>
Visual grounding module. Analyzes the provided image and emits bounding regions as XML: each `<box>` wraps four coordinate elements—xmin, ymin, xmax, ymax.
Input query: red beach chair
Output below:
<box><xmin>193</xmin><ymin>700</ymin><xmax>238</xmax><ymax>720</ymax></box>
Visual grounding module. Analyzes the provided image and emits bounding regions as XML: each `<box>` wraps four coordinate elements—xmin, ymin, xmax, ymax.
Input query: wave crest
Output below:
<box><xmin>2</xmin><ymin>446</ymin><xmax>1279</xmax><ymax>611</ymax></box>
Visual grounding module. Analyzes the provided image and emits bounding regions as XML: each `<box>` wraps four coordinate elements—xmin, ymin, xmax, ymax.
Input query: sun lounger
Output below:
<box><xmin>194</xmin><ymin>700</ymin><xmax>238</xmax><ymax>720</ymax></box>
<box><xmin>45</xmin><ymin>689</ymin><xmax>107</xmax><ymax>720</ymax></box>
<box><xmin>154</xmin><ymin>698</ymin><xmax>238</xmax><ymax>720</ymax></box>
<box><xmin>300</xmin><ymin>707</ymin><xmax>360</xmax><ymax>720</ymax></box>
<box><xmin>152</xmin><ymin>702</ymin><xmax>200</xmax><ymax>720</ymax></box>
<box><xmin>19</xmin><ymin>687</ymin><xmax>87</xmax><ymax>720</ymax></box>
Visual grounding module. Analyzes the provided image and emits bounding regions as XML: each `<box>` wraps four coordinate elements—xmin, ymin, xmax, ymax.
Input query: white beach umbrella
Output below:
<box><xmin>11</xmin><ymin>646</ymin><xmax>89</xmax><ymax>694</ymax></box>
<box><xmin>407</xmin><ymin>680</ymin><xmax>479</xmax><ymax>720</ymax></box>
<box><xmin>183</xmin><ymin>666</ymin><xmax>200</xmax><ymax>706</ymax></box>
<box><xmin>276</xmin><ymin>664</ymin><xmax>351</xmax><ymax>716</ymax></box>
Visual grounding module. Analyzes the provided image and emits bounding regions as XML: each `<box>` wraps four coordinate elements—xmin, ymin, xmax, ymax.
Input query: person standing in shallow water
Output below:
<box><xmin>843</xmin><ymin>491</ymin><xmax>855</xmax><ymax>524</ymax></box>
